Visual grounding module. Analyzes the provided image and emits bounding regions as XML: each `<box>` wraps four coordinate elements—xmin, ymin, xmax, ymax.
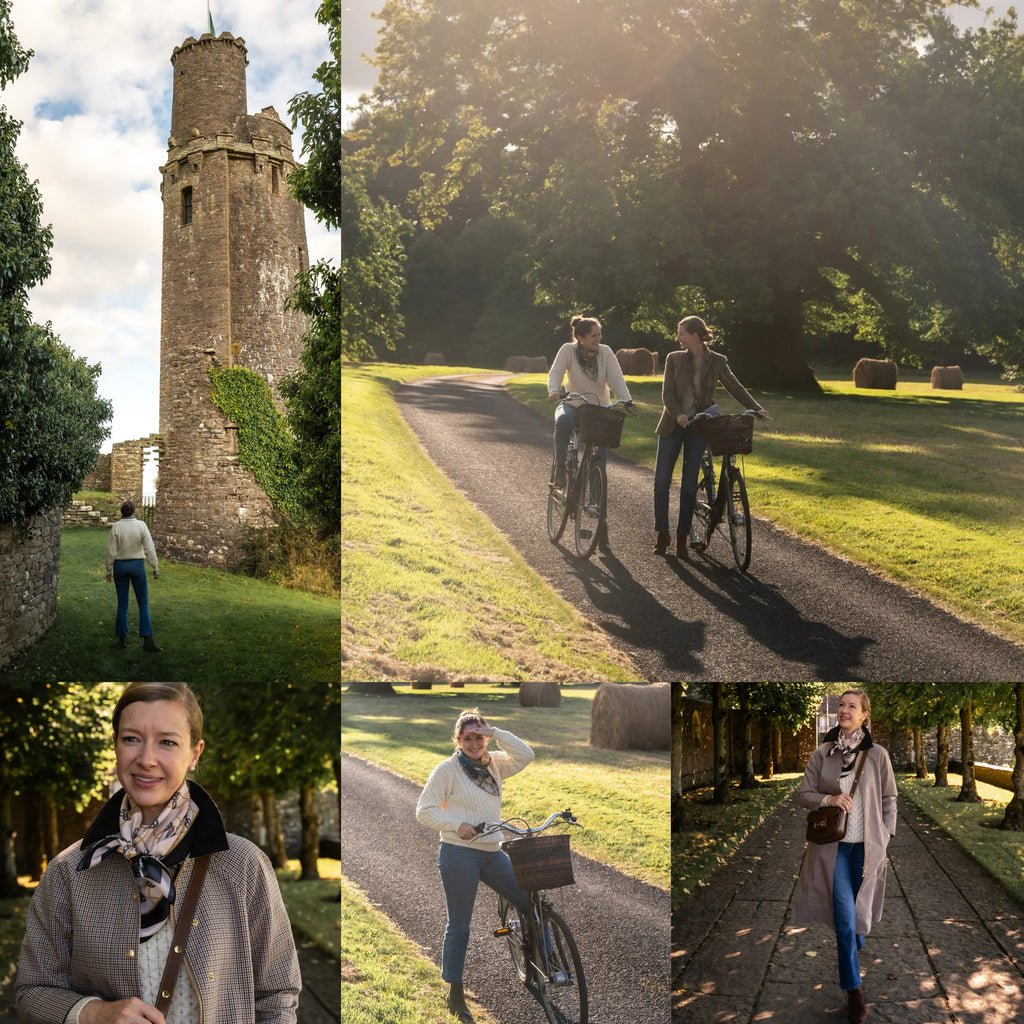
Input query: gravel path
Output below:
<box><xmin>395</xmin><ymin>374</ymin><xmax>1024</xmax><ymax>682</ymax></box>
<box><xmin>340</xmin><ymin>752</ymin><xmax>670</xmax><ymax>1024</ymax></box>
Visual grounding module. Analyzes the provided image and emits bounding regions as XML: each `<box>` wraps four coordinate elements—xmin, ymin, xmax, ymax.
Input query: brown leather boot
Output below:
<box><xmin>446</xmin><ymin>983</ymin><xmax>473</xmax><ymax>1022</ymax></box>
<box><xmin>142</xmin><ymin>635</ymin><xmax>164</xmax><ymax>653</ymax></box>
<box><xmin>847</xmin><ymin>986</ymin><xmax>866</xmax><ymax>1024</ymax></box>
<box><xmin>675</xmin><ymin>533</ymin><xmax>690</xmax><ymax>559</ymax></box>
<box><xmin>653</xmin><ymin>530</ymin><xmax>671</xmax><ymax>554</ymax></box>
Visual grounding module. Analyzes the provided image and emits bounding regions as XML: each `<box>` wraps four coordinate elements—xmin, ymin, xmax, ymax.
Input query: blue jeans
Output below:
<box><xmin>438</xmin><ymin>842</ymin><xmax>529</xmax><ymax>984</ymax></box>
<box><xmin>833</xmin><ymin>842</ymin><xmax>867</xmax><ymax>991</ymax></box>
<box><xmin>653</xmin><ymin>424</ymin><xmax>708</xmax><ymax>535</ymax></box>
<box><xmin>113</xmin><ymin>559</ymin><xmax>153</xmax><ymax>638</ymax></box>
<box><xmin>553</xmin><ymin>403</ymin><xmax>607</xmax><ymax>467</ymax></box>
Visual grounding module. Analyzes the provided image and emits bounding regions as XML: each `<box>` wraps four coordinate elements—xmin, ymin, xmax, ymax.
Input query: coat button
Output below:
<box><xmin>208</xmin><ymin>973</ymin><xmax>215</xmax><ymax>980</ymax></box>
<box><xmin>126</xmin><ymin>949</ymin><xmax>135</xmax><ymax>958</ymax></box>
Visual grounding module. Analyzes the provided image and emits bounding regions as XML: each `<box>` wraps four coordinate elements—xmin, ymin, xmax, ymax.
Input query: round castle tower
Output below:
<box><xmin>154</xmin><ymin>32</ymin><xmax>308</xmax><ymax>566</ymax></box>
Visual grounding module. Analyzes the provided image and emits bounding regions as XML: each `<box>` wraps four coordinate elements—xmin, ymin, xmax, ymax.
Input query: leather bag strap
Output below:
<box><xmin>848</xmin><ymin>751</ymin><xmax>867</xmax><ymax>796</ymax></box>
<box><xmin>155</xmin><ymin>853</ymin><xmax>211</xmax><ymax>1015</ymax></box>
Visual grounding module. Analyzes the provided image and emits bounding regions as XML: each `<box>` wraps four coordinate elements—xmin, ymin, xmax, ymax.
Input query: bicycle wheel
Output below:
<box><xmin>689</xmin><ymin>451</ymin><xmax>716</xmax><ymax>552</ymax></box>
<box><xmin>537</xmin><ymin>906</ymin><xmax>588</xmax><ymax>1024</ymax></box>
<box><xmin>497</xmin><ymin>895</ymin><xmax>530</xmax><ymax>983</ymax></box>
<box><xmin>573</xmin><ymin>458</ymin><xmax>605</xmax><ymax>559</ymax></box>
<box><xmin>726</xmin><ymin>463</ymin><xmax>752</xmax><ymax>571</ymax></box>
<box><xmin>547</xmin><ymin>460</ymin><xmax>570</xmax><ymax>543</ymax></box>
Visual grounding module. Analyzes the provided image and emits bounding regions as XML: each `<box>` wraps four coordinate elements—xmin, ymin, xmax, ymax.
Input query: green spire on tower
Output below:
<box><xmin>207</xmin><ymin>2</ymin><xmax>215</xmax><ymax>34</ymax></box>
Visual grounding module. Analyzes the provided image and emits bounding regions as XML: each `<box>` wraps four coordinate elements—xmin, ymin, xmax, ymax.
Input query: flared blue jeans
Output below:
<box><xmin>112</xmin><ymin>558</ymin><xmax>153</xmax><ymax>639</ymax></box>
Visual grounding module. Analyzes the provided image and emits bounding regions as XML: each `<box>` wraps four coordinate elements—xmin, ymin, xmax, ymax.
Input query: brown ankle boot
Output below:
<box><xmin>142</xmin><ymin>635</ymin><xmax>164</xmax><ymax>653</ymax></box>
<box><xmin>446</xmin><ymin>983</ymin><xmax>473</xmax><ymax>1022</ymax></box>
<box><xmin>847</xmin><ymin>986</ymin><xmax>866</xmax><ymax>1023</ymax></box>
<box><xmin>653</xmin><ymin>530</ymin><xmax>671</xmax><ymax>554</ymax></box>
<box><xmin>675</xmin><ymin>533</ymin><xmax>690</xmax><ymax>559</ymax></box>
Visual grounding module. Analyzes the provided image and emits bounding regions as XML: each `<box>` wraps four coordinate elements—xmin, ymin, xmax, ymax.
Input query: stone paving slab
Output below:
<box><xmin>673</xmin><ymin>792</ymin><xmax>1024</xmax><ymax>1023</ymax></box>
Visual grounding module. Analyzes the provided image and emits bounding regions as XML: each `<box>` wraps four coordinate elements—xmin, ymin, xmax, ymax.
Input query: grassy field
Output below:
<box><xmin>0</xmin><ymin>528</ymin><xmax>340</xmax><ymax>682</ymax></box>
<box><xmin>898</xmin><ymin>773</ymin><xmax>1024</xmax><ymax>903</ymax></box>
<box><xmin>341</xmin><ymin>364</ymin><xmax>639</xmax><ymax>682</ymax></box>
<box><xmin>342</xmin><ymin>874</ymin><xmax>500</xmax><ymax>1024</ymax></box>
<box><xmin>341</xmin><ymin>683</ymin><xmax>670</xmax><ymax>890</ymax></box>
<box><xmin>507</xmin><ymin>369</ymin><xmax>1024</xmax><ymax>645</ymax></box>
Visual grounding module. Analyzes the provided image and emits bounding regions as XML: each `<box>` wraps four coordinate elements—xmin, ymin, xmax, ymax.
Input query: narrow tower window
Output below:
<box><xmin>271</xmin><ymin>165</ymin><xmax>279</xmax><ymax>195</ymax></box>
<box><xmin>181</xmin><ymin>186</ymin><xmax>193</xmax><ymax>225</ymax></box>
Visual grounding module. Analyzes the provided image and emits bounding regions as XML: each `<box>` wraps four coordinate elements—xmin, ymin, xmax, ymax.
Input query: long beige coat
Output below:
<box><xmin>791</xmin><ymin>732</ymin><xmax>898</xmax><ymax>936</ymax></box>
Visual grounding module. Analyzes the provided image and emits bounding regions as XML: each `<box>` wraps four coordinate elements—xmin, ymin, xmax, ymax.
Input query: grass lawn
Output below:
<box><xmin>897</xmin><ymin>772</ymin><xmax>1024</xmax><ymax>904</ymax></box>
<box><xmin>342</xmin><ymin>874</ymin><xmax>499</xmax><ymax>1024</ymax></box>
<box><xmin>276</xmin><ymin>859</ymin><xmax>342</xmax><ymax>958</ymax></box>
<box><xmin>342</xmin><ymin>683</ymin><xmax>670</xmax><ymax>890</ymax></box>
<box><xmin>0</xmin><ymin>528</ymin><xmax>340</xmax><ymax>683</ymax></box>
<box><xmin>341</xmin><ymin>363</ymin><xmax>639</xmax><ymax>683</ymax></box>
<box><xmin>507</xmin><ymin>369</ymin><xmax>1024</xmax><ymax>645</ymax></box>
<box><xmin>671</xmin><ymin>774</ymin><xmax>802</xmax><ymax>911</ymax></box>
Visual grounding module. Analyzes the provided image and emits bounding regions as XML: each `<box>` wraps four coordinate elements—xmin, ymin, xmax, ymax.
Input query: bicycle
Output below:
<box><xmin>547</xmin><ymin>392</ymin><xmax>636</xmax><ymax>559</ymax></box>
<box><xmin>473</xmin><ymin>809</ymin><xmax>587</xmax><ymax>1024</ymax></box>
<box><xmin>689</xmin><ymin>410</ymin><xmax>766</xmax><ymax>572</ymax></box>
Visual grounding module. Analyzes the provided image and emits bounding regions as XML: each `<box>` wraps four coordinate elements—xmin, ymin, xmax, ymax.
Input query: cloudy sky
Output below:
<box><xmin>2</xmin><ymin>0</ymin><xmax>336</xmax><ymax>474</ymax></box>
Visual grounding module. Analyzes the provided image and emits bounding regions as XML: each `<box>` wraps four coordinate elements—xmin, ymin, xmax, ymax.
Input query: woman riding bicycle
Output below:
<box><xmin>416</xmin><ymin>710</ymin><xmax>534</xmax><ymax>1023</ymax></box>
<box><xmin>654</xmin><ymin>316</ymin><xmax>768</xmax><ymax>558</ymax></box>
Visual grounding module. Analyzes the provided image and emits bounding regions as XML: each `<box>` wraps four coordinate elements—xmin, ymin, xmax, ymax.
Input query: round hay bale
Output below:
<box><xmin>519</xmin><ymin>681</ymin><xmax>562</xmax><ymax>707</ymax></box>
<box><xmin>424</xmin><ymin>352</ymin><xmax>446</xmax><ymax>365</ymax></box>
<box><xmin>615</xmin><ymin>348</ymin><xmax>636</xmax><ymax>374</ymax></box>
<box><xmin>589</xmin><ymin>682</ymin><xmax>670</xmax><ymax>750</ymax></box>
<box><xmin>852</xmin><ymin>357</ymin><xmax>898</xmax><ymax>390</ymax></box>
<box><xmin>525</xmin><ymin>356</ymin><xmax>549</xmax><ymax>373</ymax></box>
<box><xmin>410</xmin><ymin>682</ymin><xmax>433</xmax><ymax>690</ymax></box>
<box><xmin>504</xmin><ymin>355</ymin><xmax>528</xmax><ymax>372</ymax></box>
<box><xmin>630</xmin><ymin>348</ymin><xmax>656</xmax><ymax>376</ymax></box>
<box><xmin>930</xmin><ymin>365</ymin><xmax>964</xmax><ymax>390</ymax></box>
<box><xmin>449</xmin><ymin>681</ymin><xmax>465</xmax><ymax>689</ymax></box>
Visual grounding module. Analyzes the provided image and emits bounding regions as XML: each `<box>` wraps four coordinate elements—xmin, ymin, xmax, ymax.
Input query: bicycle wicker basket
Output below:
<box><xmin>577</xmin><ymin>403</ymin><xmax>625</xmax><ymax>449</ymax></box>
<box><xmin>501</xmin><ymin>834</ymin><xmax>575</xmax><ymax>890</ymax></box>
<box><xmin>693</xmin><ymin>414</ymin><xmax>753</xmax><ymax>455</ymax></box>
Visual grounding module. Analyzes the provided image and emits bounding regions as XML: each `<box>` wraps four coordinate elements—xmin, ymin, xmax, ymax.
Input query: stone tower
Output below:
<box><xmin>154</xmin><ymin>31</ymin><xmax>308</xmax><ymax>566</ymax></box>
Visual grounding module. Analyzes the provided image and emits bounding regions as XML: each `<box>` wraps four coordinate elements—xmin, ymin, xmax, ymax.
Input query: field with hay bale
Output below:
<box><xmin>930</xmin><ymin>365</ymin><xmax>964</xmax><ymax>389</ymax></box>
<box><xmin>852</xmin><ymin>357</ymin><xmax>898</xmax><ymax>389</ymax></box>
<box><xmin>590</xmin><ymin>682</ymin><xmax>671</xmax><ymax>751</ymax></box>
<box><xmin>342</xmin><ymin>682</ymin><xmax>670</xmax><ymax>888</ymax></box>
<box><xmin>519</xmin><ymin>680</ymin><xmax>562</xmax><ymax>706</ymax></box>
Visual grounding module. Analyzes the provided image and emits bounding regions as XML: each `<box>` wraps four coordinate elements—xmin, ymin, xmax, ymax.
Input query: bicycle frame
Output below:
<box><xmin>691</xmin><ymin>446</ymin><xmax>752</xmax><ymax>571</ymax></box>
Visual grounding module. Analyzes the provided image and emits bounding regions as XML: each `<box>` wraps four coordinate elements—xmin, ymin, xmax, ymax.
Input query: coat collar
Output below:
<box><xmin>823</xmin><ymin>724</ymin><xmax>874</xmax><ymax>750</ymax></box>
<box><xmin>81</xmin><ymin>779</ymin><xmax>230</xmax><ymax>857</ymax></box>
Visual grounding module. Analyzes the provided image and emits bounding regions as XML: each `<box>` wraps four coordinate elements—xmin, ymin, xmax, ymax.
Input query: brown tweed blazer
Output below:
<box><xmin>655</xmin><ymin>348</ymin><xmax>762</xmax><ymax>437</ymax></box>
<box><xmin>16</xmin><ymin>783</ymin><xmax>300</xmax><ymax>1024</ymax></box>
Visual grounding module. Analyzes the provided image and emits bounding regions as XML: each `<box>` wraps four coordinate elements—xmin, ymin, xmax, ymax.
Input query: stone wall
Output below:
<box><xmin>0</xmin><ymin>509</ymin><xmax>62</xmax><ymax>670</ymax></box>
<box><xmin>81</xmin><ymin>452</ymin><xmax>112</xmax><ymax>491</ymax></box>
<box><xmin>153</xmin><ymin>32</ymin><xmax>306</xmax><ymax>568</ymax></box>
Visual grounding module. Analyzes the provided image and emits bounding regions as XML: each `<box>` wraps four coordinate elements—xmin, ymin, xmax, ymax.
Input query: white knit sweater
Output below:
<box><xmin>546</xmin><ymin>342</ymin><xmax>633</xmax><ymax>408</ymax></box>
<box><xmin>416</xmin><ymin>729</ymin><xmax>534</xmax><ymax>852</ymax></box>
<box><xmin>838</xmin><ymin>767</ymin><xmax>865</xmax><ymax>843</ymax></box>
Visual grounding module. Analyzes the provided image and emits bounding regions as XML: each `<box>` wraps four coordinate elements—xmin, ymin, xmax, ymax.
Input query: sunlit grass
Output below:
<box><xmin>342</xmin><ymin>683</ymin><xmax>670</xmax><ymax>889</ymax></box>
<box><xmin>506</xmin><ymin>370</ymin><xmax>1024</xmax><ymax>643</ymax></box>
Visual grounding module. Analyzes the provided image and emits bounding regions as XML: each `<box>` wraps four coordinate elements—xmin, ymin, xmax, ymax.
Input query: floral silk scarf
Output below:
<box><xmin>829</xmin><ymin>727</ymin><xmax>865</xmax><ymax>769</ymax></box>
<box><xmin>457</xmin><ymin>749</ymin><xmax>499</xmax><ymax>795</ymax></box>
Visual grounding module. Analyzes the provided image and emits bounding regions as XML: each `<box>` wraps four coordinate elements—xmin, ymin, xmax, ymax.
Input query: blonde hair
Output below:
<box><xmin>839</xmin><ymin>688</ymin><xmax>870</xmax><ymax>719</ymax></box>
<box><xmin>452</xmin><ymin>707</ymin><xmax>487</xmax><ymax>746</ymax></box>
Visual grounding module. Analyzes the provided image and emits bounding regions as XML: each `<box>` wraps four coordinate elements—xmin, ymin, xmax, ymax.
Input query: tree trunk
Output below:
<box><xmin>913</xmin><ymin>727</ymin><xmax>928</xmax><ymax>780</ymax></box>
<box><xmin>712</xmin><ymin>683</ymin><xmax>727</xmax><ymax>805</ymax></box>
<box><xmin>727</xmin><ymin>290</ymin><xmax>822</xmax><ymax>393</ymax></box>
<box><xmin>957</xmin><ymin>701</ymin><xmax>981</xmax><ymax>803</ymax></box>
<box><xmin>760</xmin><ymin>722</ymin><xmax>774</xmax><ymax>781</ymax></box>
<box><xmin>299</xmin><ymin>787</ymin><xmax>321</xmax><ymax>881</ymax></box>
<box><xmin>24</xmin><ymin>789</ymin><xmax>46</xmax><ymax>881</ymax></box>
<box><xmin>43</xmin><ymin>792</ymin><xmax>60</xmax><ymax>861</ymax></box>
<box><xmin>672</xmin><ymin>684</ymin><xmax>684</xmax><ymax>806</ymax></box>
<box><xmin>262</xmin><ymin>791</ymin><xmax>288</xmax><ymax>869</ymax></box>
<box><xmin>0</xmin><ymin>764</ymin><xmax>23</xmax><ymax>899</ymax></box>
<box><xmin>738</xmin><ymin>686</ymin><xmax>757</xmax><ymax>788</ymax></box>
<box><xmin>1000</xmin><ymin>682</ymin><xmax>1024</xmax><ymax>831</ymax></box>
<box><xmin>773</xmin><ymin>723</ymin><xmax>782</xmax><ymax>773</ymax></box>
<box><xmin>934</xmin><ymin>723</ymin><xmax>949</xmax><ymax>787</ymax></box>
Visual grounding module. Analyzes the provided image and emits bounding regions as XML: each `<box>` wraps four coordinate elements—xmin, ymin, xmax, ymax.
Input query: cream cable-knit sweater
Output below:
<box><xmin>416</xmin><ymin>729</ymin><xmax>534</xmax><ymax>852</ymax></box>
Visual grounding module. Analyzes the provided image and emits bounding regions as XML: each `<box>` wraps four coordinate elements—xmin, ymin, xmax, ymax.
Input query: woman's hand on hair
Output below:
<box><xmin>79</xmin><ymin>997</ymin><xmax>167</xmax><ymax>1024</ymax></box>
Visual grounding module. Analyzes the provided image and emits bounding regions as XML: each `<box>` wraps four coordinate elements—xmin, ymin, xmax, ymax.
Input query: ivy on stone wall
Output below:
<box><xmin>207</xmin><ymin>364</ymin><xmax>303</xmax><ymax>520</ymax></box>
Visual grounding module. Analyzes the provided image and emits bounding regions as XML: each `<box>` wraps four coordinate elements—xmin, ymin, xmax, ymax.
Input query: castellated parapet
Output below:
<box><xmin>154</xmin><ymin>32</ymin><xmax>308</xmax><ymax>567</ymax></box>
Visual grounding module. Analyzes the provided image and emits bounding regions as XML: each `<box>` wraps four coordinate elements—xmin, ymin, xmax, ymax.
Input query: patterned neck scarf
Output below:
<box><xmin>457</xmin><ymin>748</ymin><xmax>498</xmax><ymax>795</ymax></box>
<box><xmin>573</xmin><ymin>341</ymin><xmax>600</xmax><ymax>380</ymax></box>
<box><xmin>77</xmin><ymin>782</ymin><xmax>199</xmax><ymax>940</ymax></box>
<box><xmin>829</xmin><ymin>727</ymin><xmax>865</xmax><ymax>769</ymax></box>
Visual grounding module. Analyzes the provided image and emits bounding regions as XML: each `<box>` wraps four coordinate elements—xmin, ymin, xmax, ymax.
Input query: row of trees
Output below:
<box><xmin>346</xmin><ymin>1</ymin><xmax>1024</xmax><ymax>386</ymax></box>
<box><xmin>675</xmin><ymin>683</ymin><xmax>1024</xmax><ymax>831</ymax></box>
<box><xmin>0</xmin><ymin>682</ymin><xmax>340</xmax><ymax>899</ymax></box>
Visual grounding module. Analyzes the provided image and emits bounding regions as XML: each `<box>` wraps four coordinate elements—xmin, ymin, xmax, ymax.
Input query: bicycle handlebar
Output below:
<box><xmin>471</xmin><ymin>808</ymin><xmax>583</xmax><ymax>841</ymax></box>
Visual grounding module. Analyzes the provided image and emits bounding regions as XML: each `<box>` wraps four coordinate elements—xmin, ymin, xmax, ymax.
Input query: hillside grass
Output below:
<box><xmin>507</xmin><ymin>369</ymin><xmax>1024</xmax><ymax>644</ymax></box>
<box><xmin>0</xmin><ymin>528</ymin><xmax>339</xmax><ymax>682</ymax></box>
<box><xmin>341</xmin><ymin>683</ymin><xmax>670</xmax><ymax>890</ymax></box>
<box><xmin>341</xmin><ymin>364</ymin><xmax>639</xmax><ymax>683</ymax></box>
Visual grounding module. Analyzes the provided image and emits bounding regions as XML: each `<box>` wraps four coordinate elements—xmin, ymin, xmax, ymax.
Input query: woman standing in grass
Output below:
<box><xmin>16</xmin><ymin>682</ymin><xmax>300</xmax><ymax>1024</ymax></box>
<box><xmin>416</xmin><ymin>709</ymin><xmax>534</xmax><ymax>1023</ymax></box>
<box><xmin>105</xmin><ymin>500</ymin><xmax>163</xmax><ymax>652</ymax></box>
<box><xmin>793</xmin><ymin>689</ymin><xmax>897</xmax><ymax>1024</ymax></box>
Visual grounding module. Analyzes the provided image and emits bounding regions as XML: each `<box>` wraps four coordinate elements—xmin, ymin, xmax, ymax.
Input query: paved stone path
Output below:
<box><xmin>673</xmin><ymin>794</ymin><xmax>1024</xmax><ymax>1023</ymax></box>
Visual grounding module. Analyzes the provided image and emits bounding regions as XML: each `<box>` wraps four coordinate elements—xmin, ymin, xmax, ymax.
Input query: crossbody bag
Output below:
<box><xmin>805</xmin><ymin>752</ymin><xmax>866</xmax><ymax>845</ymax></box>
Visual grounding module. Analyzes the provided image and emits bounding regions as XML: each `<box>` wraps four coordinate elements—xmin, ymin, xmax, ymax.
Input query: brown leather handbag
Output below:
<box><xmin>805</xmin><ymin>753</ymin><xmax>866</xmax><ymax>844</ymax></box>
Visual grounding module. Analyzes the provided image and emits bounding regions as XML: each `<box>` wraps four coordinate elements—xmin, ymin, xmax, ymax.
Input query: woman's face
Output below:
<box><xmin>457</xmin><ymin>725</ymin><xmax>489</xmax><ymax>761</ymax></box>
<box><xmin>577</xmin><ymin>325</ymin><xmax>601</xmax><ymax>358</ymax></box>
<box><xmin>677</xmin><ymin>324</ymin><xmax>701</xmax><ymax>351</ymax></box>
<box><xmin>837</xmin><ymin>693</ymin><xmax>868</xmax><ymax>734</ymax></box>
<box><xmin>115</xmin><ymin>700</ymin><xmax>204</xmax><ymax>824</ymax></box>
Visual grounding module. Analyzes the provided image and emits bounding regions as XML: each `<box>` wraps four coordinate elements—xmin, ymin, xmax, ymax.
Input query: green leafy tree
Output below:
<box><xmin>0</xmin><ymin>0</ymin><xmax>110</xmax><ymax>522</ymax></box>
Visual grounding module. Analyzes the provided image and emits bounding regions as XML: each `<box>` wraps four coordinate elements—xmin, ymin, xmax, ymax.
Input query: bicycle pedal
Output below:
<box><xmin>493</xmin><ymin>927</ymin><xmax>511</xmax><ymax>937</ymax></box>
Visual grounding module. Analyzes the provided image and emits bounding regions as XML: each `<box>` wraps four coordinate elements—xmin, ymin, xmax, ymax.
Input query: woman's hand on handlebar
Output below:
<box><xmin>457</xmin><ymin>822</ymin><xmax>481</xmax><ymax>841</ymax></box>
<box><xmin>676</xmin><ymin>412</ymin><xmax>689</xmax><ymax>428</ymax></box>
<box><xmin>549</xmin><ymin>391</ymin><xmax>561</xmax><ymax>402</ymax></box>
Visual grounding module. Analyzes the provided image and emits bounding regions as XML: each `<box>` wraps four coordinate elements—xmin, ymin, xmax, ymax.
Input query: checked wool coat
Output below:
<box><xmin>791</xmin><ymin>728</ymin><xmax>898</xmax><ymax>937</ymax></box>
<box><xmin>16</xmin><ymin>781</ymin><xmax>300</xmax><ymax>1024</ymax></box>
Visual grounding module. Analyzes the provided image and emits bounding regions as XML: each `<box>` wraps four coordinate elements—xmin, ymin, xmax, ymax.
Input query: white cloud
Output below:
<box><xmin>1</xmin><ymin>0</ymin><xmax>336</xmax><ymax>452</ymax></box>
